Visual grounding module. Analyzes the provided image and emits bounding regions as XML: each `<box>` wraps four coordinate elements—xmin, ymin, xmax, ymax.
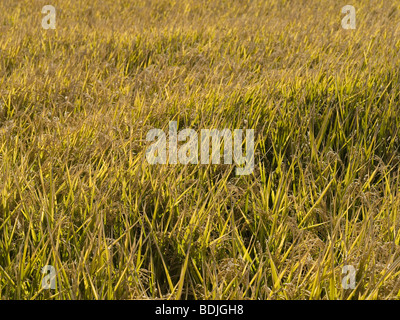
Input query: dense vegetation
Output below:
<box><xmin>1</xmin><ymin>0</ymin><xmax>400</xmax><ymax>299</ymax></box>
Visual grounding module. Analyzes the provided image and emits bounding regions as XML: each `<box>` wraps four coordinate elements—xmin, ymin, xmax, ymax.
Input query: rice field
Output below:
<box><xmin>1</xmin><ymin>0</ymin><xmax>400</xmax><ymax>300</ymax></box>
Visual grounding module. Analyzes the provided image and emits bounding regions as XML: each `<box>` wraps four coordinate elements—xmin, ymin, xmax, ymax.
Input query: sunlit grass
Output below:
<box><xmin>1</xmin><ymin>0</ymin><xmax>400</xmax><ymax>299</ymax></box>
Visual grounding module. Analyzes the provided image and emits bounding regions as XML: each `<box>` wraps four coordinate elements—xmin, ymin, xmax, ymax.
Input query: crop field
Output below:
<box><xmin>1</xmin><ymin>0</ymin><xmax>400</xmax><ymax>300</ymax></box>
